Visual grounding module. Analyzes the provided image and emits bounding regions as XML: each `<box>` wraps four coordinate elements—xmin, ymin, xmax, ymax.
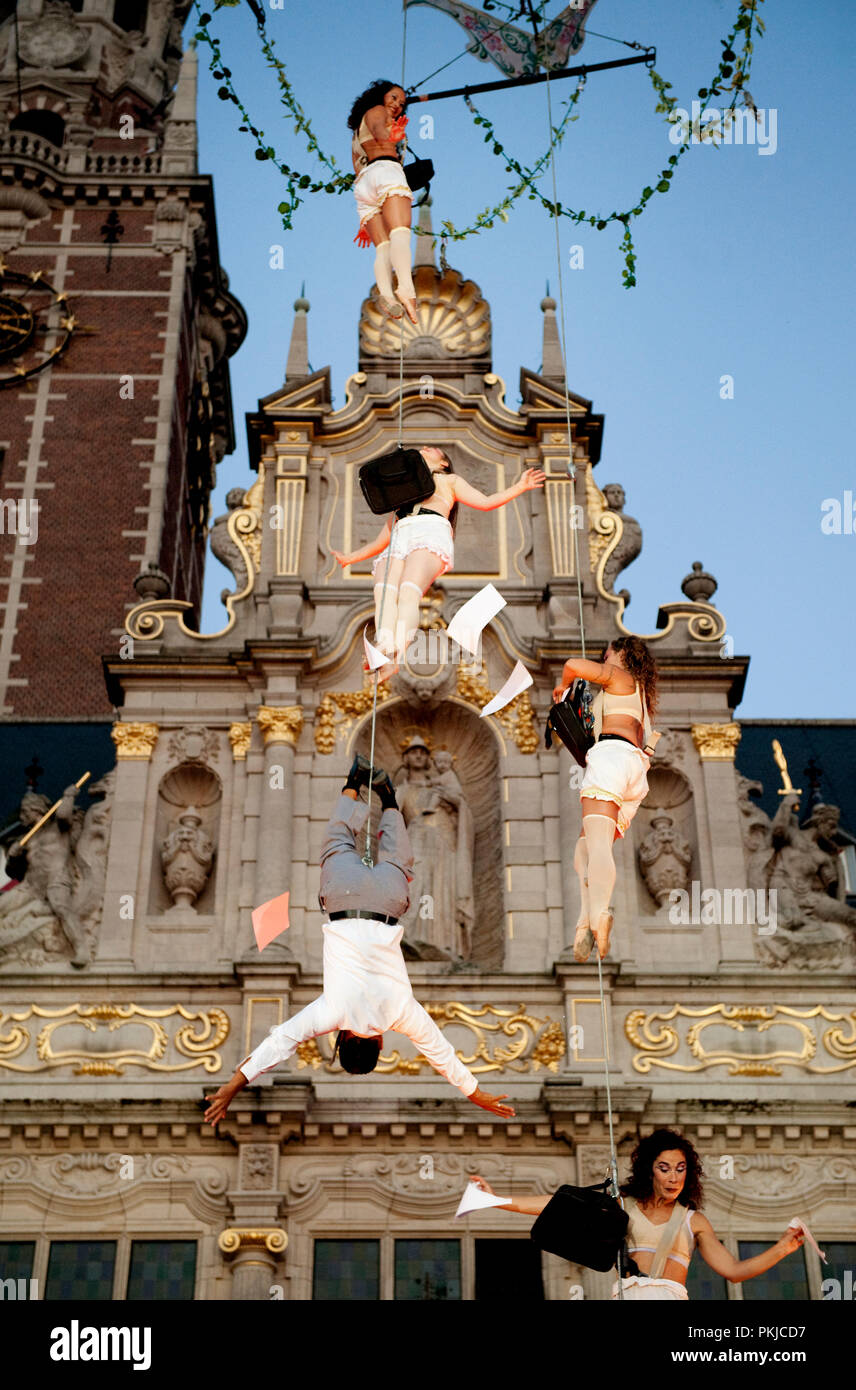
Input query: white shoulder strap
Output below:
<box><xmin>649</xmin><ymin>1201</ymin><xmax>687</xmax><ymax>1279</ymax></box>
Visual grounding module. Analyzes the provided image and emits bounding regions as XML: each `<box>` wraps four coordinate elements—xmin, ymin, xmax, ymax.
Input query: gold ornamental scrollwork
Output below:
<box><xmin>124</xmin><ymin>469</ymin><xmax>262</xmax><ymax>643</ymax></box>
<box><xmin>228</xmin><ymin>722</ymin><xmax>252</xmax><ymax>761</ymax></box>
<box><xmin>691</xmin><ymin>723</ymin><xmax>742</xmax><ymax>762</ymax></box>
<box><xmin>297</xmin><ymin>1004</ymin><xmax>566</xmax><ymax>1076</ymax></box>
<box><xmin>0</xmin><ymin>1003</ymin><xmax>230</xmax><ymax>1075</ymax></box>
<box><xmin>218</xmin><ymin>1228</ymin><xmax>288</xmax><ymax>1257</ymax></box>
<box><xmin>625</xmin><ymin>1004</ymin><xmax>856</xmax><ymax>1076</ymax></box>
<box><xmin>111</xmin><ymin>722</ymin><xmax>159</xmax><ymax>760</ymax></box>
<box><xmin>256</xmin><ymin>705</ymin><xmax>304</xmax><ymax>748</ymax></box>
<box><xmin>456</xmin><ymin>664</ymin><xmax>539</xmax><ymax>754</ymax></box>
<box><xmin>314</xmin><ymin>677</ymin><xmax>392</xmax><ymax>754</ymax></box>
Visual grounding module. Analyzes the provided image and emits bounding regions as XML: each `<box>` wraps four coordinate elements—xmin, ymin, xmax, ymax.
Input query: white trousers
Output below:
<box><xmin>612</xmin><ymin>1275</ymin><xmax>688</xmax><ymax>1301</ymax></box>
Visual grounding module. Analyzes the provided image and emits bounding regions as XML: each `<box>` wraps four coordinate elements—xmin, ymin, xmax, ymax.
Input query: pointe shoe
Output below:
<box><xmin>395</xmin><ymin>290</ymin><xmax>418</xmax><ymax>325</ymax></box>
<box><xmin>378</xmin><ymin>293</ymin><xmax>404</xmax><ymax>320</ymax></box>
<box><xmin>593</xmin><ymin>908</ymin><xmax>615</xmax><ymax>960</ymax></box>
<box><xmin>573</xmin><ymin>920</ymin><xmax>595</xmax><ymax>963</ymax></box>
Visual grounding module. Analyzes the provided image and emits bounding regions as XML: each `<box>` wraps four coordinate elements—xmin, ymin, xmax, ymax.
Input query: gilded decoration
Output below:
<box><xmin>256</xmin><ymin>705</ymin><xmax>304</xmax><ymax>748</ymax></box>
<box><xmin>295</xmin><ymin>1004</ymin><xmax>566</xmax><ymax>1076</ymax></box>
<box><xmin>111</xmin><ymin>722</ymin><xmax>159</xmax><ymax>760</ymax></box>
<box><xmin>691</xmin><ymin>722</ymin><xmax>742</xmax><ymax>761</ymax></box>
<box><xmin>314</xmin><ymin>677</ymin><xmax>392</xmax><ymax>754</ymax></box>
<box><xmin>228</xmin><ymin>722</ymin><xmax>252</xmax><ymax>760</ymax></box>
<box><xmin>625</xmin><ymin>1004</ymin><xmax>856</xmax><ymax>1076</ymax></box>
<box><xmin>218</xmin><ymin>1228</ymin><xmax>288</xmax><ymax>1256</ymax></box>
<box><xmin>359</xmin><ymin>264</ymin><xmax>490</xmax><ymax>359</ymax></box>
<box><xmin>456</xmin><ymin>663</ymin><xmax>539</xmax><ymax>754</ymax></box>
<box><xmin>0</xmin><ymin>1003</ymin><xmax>230</xmax><ymax>1075</ymax></box>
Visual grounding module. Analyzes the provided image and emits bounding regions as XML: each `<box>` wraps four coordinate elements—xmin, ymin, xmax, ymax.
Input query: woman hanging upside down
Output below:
<box><xmin>332</xmin><ymin>447</ymin><xmax>546</xmax><ymax>682</ymax></box>
<box><xmin>553</xmin><ymin>635</ymin><xmax>660</xmax><ymax>961</ymax></box>
<box><xmin>348</xmin><ymin>79</ymin><xmax>417</xmax><ymax>325</ymax></box>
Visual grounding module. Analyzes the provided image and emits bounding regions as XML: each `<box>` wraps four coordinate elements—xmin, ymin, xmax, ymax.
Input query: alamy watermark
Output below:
<box><xmin>668</xmin><ymin>883</ymin><xmax>777</xmax><ymax>934</ymax></box>
<box><xmin>669</xmin><ymin>101</ymin><xmax>777</xmax><ymax>155</ymax></box>
<box><xmin>0</xmin><ymin>498</ymin><xmax>39</xmax><ymax>546</ymax></box>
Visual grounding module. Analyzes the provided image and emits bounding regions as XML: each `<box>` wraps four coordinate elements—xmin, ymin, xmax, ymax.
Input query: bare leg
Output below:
<box><xmin>581</xmin><ymin>803</ymin><xmax>619</xmax><ymax>958</ymax></box>
<box><xmin>381</xmin><ymin>194</ymin><xmax>417</xmax><ymax>323</ymax></box>
<box><xmin>394</xmin><ymin>550</ymin><xmax>445</xmax><ymax>661</ymax></box>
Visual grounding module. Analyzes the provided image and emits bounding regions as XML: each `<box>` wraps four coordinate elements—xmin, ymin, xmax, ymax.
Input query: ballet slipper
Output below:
<box><xmin>573</xmin><ymin>920</ymin><xmax>595</xmax><ymax>963</ymax></box>
<box><xmin>394</xmin><ymin>289</ymin><xmax>418</xmax><ymax>325</ymax></box>
<box><xmin>593</xmin><ymin>907</ymin><xmax>615</xmax><ymax>960</ymax></box>
<box><xmin>378</xmin><ymin>293</ymin><xmax>404</xmax><ymax>320</ymax></box>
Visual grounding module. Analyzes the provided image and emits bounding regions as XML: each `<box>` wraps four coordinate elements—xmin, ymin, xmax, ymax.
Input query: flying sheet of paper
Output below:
<box><xmin>446</xmin><ymin>583</ymin><xmax>506</xmax><ymax>655</ymax></box>
<box><xmin>455</xmin><ymin>1182</ymin><xmax>512</xmax><ymax>1218</ymax></box>
<box><xmin>788</xmin><ymin>1218</ymin><xmax>827</xmax><ymax>1262</ymax></box>
<box><xmin>252</xmin><ymin>890</ymin><xmax>290</xmax><ymax>951</ymax></box>
<box><xmin>363</xmin><ymin>627</ymin><xmax>390</xmax><ymax>671</ymax></box>
<box><xmin>481</xmin><ymin>660</ymin><xmax>533</xmax><ymax>719</ymax></box>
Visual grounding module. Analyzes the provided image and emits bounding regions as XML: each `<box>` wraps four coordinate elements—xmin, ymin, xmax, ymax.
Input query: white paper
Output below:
<box><xmin>454</xmin><ymin>1181</ymin><xmax>512</xmax><ymax>1218</ymax></box>
<box><xmin>363</xmin><ymin>626</ymin><xmax>390</xmax><ymax>671</ymax></box>
<box><xmin>446</xmin><ymin>584</ymin><xmax>506</xmax><ymax>656</ymax></box>
<box><xmin>481</xmin><ymin>660</ymin><xmax>533</xmax><ymax>719</ymax></box>
<box><xmin>788</xmin><ymin>1217</ymin><xmax>826</xmax><ymax>1262</ymax></box>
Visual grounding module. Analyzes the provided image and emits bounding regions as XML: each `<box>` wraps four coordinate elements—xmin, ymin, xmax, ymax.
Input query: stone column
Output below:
<box><xmin>99</xmin><ymin>722</ymin><xmax>160</xmax><ymax>965</ymax></box>
<box><xmin>217</xmin><ymin>1228</ymin><xmax>288</xmax><ymax>1300</ymax></box>
<box><xmin>254</xmin><ymin>706</ymin><xmax>303</xmax><ymax>917</ymax></box>
<box><xmin>691</xmin><ymin>722</ymin><xmax>755</xmax><ymax>964</ymax></box>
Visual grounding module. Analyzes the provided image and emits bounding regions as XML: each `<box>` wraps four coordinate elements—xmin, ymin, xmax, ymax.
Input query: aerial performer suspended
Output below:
<box><xmin>553</xmin><ymin>636</ymin><xmax>661</xmax><ymax>962</ymax></box>
<box><xmin>348</xmin><ymin>79</ymin><xmax>419</xmax><ymax>325</ymax></box>
<box><xmin>332</xmin><ymin>447</ymin><xmax>546</xmax><ymax>682</ymax></box>
<box><xmin>203</xmin><ymin>756</ymin><xmax>515</xmax><ymax>1126</ymax></box>
<box><xmin>471</xmin><ymin>1128</ymin><xmax>806</xmax><ymax>1301</ymax></box>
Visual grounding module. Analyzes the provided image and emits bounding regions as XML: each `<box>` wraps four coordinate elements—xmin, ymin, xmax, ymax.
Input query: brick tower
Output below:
<box><xmin>0</xmin><ymin>1</ymin><xmax>246</xmax><ymax>733</ymax></box>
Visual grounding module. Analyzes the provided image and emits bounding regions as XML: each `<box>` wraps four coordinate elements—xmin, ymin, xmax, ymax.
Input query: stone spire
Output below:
<box><xmin>414</xmin><ymin>197</ymin><xmax>437</xmax><ymax>269</ymax></box>
<box><xmin>162</xmin><ymin>47</ymin><xmax>198</xmax><ymax>176</ymax></box>
<box><xmin>540</xmin><ymin>282</ymin><xmax>565</xmax><ymax>382</ymax></box>
<box><xmin>285</xmin><ymin>284</ymin><xmax>310</xmax><ymax>381</ymax></box>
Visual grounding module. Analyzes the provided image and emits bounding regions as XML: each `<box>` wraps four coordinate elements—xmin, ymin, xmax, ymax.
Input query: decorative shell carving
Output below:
<box><xmin>159</xmin><ymin>763</ymin><xmax>222</xmax><ymax>809</ymax></box>
<box><xmin>359</xmin><ymin>265</ymin><xmax>490</xmax><ymax>359</ymax></box>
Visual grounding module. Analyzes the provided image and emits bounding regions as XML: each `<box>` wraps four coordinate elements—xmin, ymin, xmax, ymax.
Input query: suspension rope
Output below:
<box><xmin>542</xmin><ymin>42</ymin><xmax>624</xmax><ymax>1299</ymax></box>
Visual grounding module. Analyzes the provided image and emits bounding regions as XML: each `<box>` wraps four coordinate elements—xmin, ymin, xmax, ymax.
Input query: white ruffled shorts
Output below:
<box><xmin>354</xmin><ymin>160</ymin><xmax>412</xmax><ymax>228</ymax></box>
<box><xmin>372</xmin><ymin>513</ymin><xmax>454</xmax><ymax>577</ymax></box>
<box><xmin>580</xmin><ymin>738</ymin><xmax>650</xmax><ymax>838</ymax></box>
<box><xmin>611</xmin><ymin>1276</ymin><xmax>688</xmax><ymax>1301</ymax></box>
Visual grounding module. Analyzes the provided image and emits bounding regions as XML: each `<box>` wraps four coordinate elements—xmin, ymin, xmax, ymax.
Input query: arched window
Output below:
<box><xmin>9</xmin><ymin>111</ymin><xmax>66</xmax><ymax>148</ymax></box>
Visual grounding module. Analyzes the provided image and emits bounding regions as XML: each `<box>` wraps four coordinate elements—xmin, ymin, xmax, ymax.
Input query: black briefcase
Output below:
<box><xmin>405</xmin><ymin>157</ymin><xmax>434</xmax><ymax>192</ymax></box>
<box><xmin>530</xmin><ymin>1180</ymin><xmax>629</xmax><ymax>1272</ymax></box>
<box><xmin>358</xmin><ymin>447</ymin><xmax>436</xmax><ymax>516</ymax></box>
<box><xmin>544</xmin><ymin>679</ymin><xmax>595</xmax><ymax>767</ymax></box>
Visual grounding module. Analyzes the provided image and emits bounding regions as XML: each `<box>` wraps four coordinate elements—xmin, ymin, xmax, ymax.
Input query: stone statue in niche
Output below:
<box><xmin>637</xmin><ymin>813</ymin><xmax>692</xmax><ymax>907</ymax></box>
<box><xmin>209</xmin><ymin>487</ymin><xmax>250</xmax><ymax>602</ymax></box>
<box><xmin>600</xmin><ymin>483</ymin><xmax>642</xmax><ymax>602</ymax></box>
<box><xmin>395</xmin><ymin>737</ymin><xmax>475</xmax><ymax>961</ymax></box>
<box><xmin>738</xmin><ymin>787</ymin><xmax>856</xmax><ymax>968</ymax></box>
<box><xmin>160</xmin><ymin>808</ymin><xmax>215</xmax><ymax>913</ymax></box>
<box><xmin>0</xmin><ymin>772</ymin><xmax>115</xmax><ymax>969</ymax></box>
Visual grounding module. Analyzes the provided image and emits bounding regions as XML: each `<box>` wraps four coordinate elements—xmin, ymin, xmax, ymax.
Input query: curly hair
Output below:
<box><xmin>607</xmin><ymin>635</ymin><xmax>659</xmax><ymax>719</ymax></box>
<box><xmin>620</xmin><ymin>1128</ymin><xmax>704</xmax><ymax>1209</ymax></box>
<box><xmin>347</xmin><ymin>79</ymin><xmax>404</xmax><ymax>131</ymax></box>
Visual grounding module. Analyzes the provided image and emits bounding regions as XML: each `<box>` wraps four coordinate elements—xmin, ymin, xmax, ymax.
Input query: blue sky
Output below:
<box><xmin>195</xmin><ymin>0</ymin><xmax>854</xmax><ymax>718</ymax></box>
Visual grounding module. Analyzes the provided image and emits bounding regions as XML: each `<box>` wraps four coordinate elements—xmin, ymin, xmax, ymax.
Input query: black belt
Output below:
<box><xmin>328</xmin><ymin>909</ymin><xmax>399</xmax><ymax>925</ymax></box>
<box><xmin>361</xmin><ymin>155</ymin><xmax>403</xmax><ymax>168</ymax></box>
<box><xmin>598</xmin><ymin>733</ymin><xmax>640</xmax><ymax>749</ymax></box>
<box><xmin>396</xmin><ymin>507</ymin><xmax>447</xmax><ymax>521</ymax></box>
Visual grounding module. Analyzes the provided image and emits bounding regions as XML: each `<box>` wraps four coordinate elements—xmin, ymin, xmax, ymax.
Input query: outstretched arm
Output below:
<box><xmin>451</xmin><ymin>468</ymin><xmax>545</xmax><ymax>513</ymax></box>
<box><xmin>694</xmin><ymin>1213</ymin><xmax>804</xmax><ymax>1283</ymax></box>
<box><xmin>471</xmin><ymin>1175</ymin><xmax>551</xmax><ymax>1215</ymax></box>
<box><xmin>397</xmin><ymin>999</ymin><xmax>514</xmax><ymax>1117</ymax></box>
<box><xmin>332</xmin><ymin>517</ymin><xmax>392</xmax><ymax>567</ymax></box>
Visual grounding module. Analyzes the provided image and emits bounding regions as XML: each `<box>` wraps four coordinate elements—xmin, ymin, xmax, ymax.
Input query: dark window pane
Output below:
<box><xmin>820</xmin><ymin>1243</ymin><xmax>856</xmax><ymax>1300</ymax></box>
<box><xmin>45</xmin><ymin>1241</ymin><xmax>116</xmax><ymax>1301</ymax></box>
<box><xmin>113</xmin><ymin>0</ymin><xmax>148</xmax><ymax>30</ymax></box>
<box><xmin>738</xmin><ymin>1242</ymin><xmax>808</xmax><ymax>1300</ymax></box>
<box><xmin>313</xmin><ymin>1240</ymin><xmax>379</xmax><ymax>1301</ymax></box>
<box><xmin>686</xmin><ymin>1255</ymin><xmax>729</xmax><ymax>1301</ymax></box>
<box><xmin>127</xmin><ymin>1241</ymin><xmax>197</xmax><ymax>1301</ymax></box>
<box><xmin>475</xmin><ymin>1238</ymin><xmax>544</xmax><ymax>1301</ymax></box>
<box><xmin>0</xmin><ymin>1242</ymin><xmax>36</xmax><ymax>1300</ymax></box>
<box><xmin>394</xmin><ymin>1239</ymin><xmax>460</xmax><ymax>1301</ymax></box>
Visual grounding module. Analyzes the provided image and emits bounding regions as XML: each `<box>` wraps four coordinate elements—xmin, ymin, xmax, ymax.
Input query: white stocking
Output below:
<box><xmin>373</xmin><ymin>581</ymin><xmax>398</xmax><ymax>655</ymax></box>
<box><xmin>393</xmin><ymin>580</ymin><xmax>422</xmax><ymax>662</ymax></box>
<box><xmin>373</xmin><ymin>240</ymin><xmax>393</xmax><ymax>300</ymax></box>
<box><xmin>583</xmin><ymin>813</ymin><xmax>617</xmax><ymax>928</ymax></box>
<box><xmin>573</xmin><ymin>835</ymin><xmax>589</xmax><ymax>926</ymax></box>
<box><xmin>389</xmin><ymin>225</ymin><xmax>416</xmax><ymax>301</ymax></box>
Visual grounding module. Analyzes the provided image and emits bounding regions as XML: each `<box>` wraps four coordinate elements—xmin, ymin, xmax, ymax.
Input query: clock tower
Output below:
<box><xmin>0</xmin><ymin>1</ymin><xmax>246</xmax><ymax>727</ymax></box>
